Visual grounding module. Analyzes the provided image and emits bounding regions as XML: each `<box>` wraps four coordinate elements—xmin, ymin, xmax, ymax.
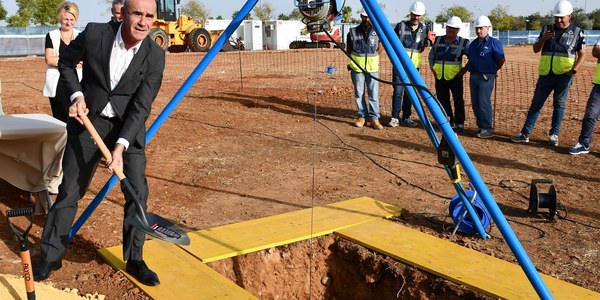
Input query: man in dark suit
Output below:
<box><xmin>34</xmin><ymin>0</ymin><xmax>165</xmax><ymax>286</ymax></box>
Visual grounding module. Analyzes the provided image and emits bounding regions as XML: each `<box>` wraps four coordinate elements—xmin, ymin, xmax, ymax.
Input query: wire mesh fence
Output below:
<box><xmin>161</xmin><ymin>48</ymin><xmax>595</xmax><ymax>146</ymax></box>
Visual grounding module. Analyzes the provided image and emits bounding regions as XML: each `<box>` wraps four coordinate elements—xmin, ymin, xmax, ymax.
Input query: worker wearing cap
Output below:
<box><xmin>388</xmin><ymin>1</ymin><xmax>430</xmax><ymax>128</ymax></box>
<box><xmin>428</xmin><ymin>16</ymin><xmax>470</xmax><ymax>132</ymax></box>
<box><xmin>347</xmin><ymin>9</ymin><xmax>384</xmax><ymax>130</ymax></box>
<box><xmin>511</xmin><ymin>0</ymin><xmax>585</xmax><ymax>146</ymax></box>
<box><xmin>465</xmin><ymin>16</ymin><xmax>505</xmax><ymax>139</ymax></box>
<box><xmin>568</xmin><ymin>35</ymin><xmax>600</xmax><ymax>155</ymax></box>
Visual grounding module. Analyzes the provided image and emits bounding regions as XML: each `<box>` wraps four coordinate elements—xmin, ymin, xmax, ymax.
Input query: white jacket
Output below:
<box><xmin>43</xmin><ymin>29</ymin><xmax>82</xmax><ymax>97</ymax></box>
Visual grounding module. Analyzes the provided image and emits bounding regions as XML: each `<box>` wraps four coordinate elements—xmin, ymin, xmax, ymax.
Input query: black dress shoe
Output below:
<box><xmin>33</xmin><ymin>260</ymin><xmax>62</xmax><ymax>281</ymax></box>
<box><xmin>126</xmin><ymin>260</ymin><xmax>160</xmax><ymax>286</ymax></box>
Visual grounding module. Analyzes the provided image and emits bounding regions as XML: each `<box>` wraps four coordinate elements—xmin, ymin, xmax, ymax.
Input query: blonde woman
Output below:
<box><xmin>43</xmin><ymin>1</ymin><xmax>82</xmax><ymax>122</ymax></box>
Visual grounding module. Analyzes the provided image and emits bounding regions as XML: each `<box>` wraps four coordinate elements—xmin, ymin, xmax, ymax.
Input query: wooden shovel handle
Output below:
<box><xmin>79</xmin><ymin>114</ymin><xmax>127</xmax><ymax>181</ymax></box>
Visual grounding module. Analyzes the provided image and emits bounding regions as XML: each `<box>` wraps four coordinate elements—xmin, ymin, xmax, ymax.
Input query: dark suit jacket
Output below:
<box><xmin>58</xmin><ymin>22</ymin><xmax>165</xmax><ymax>148</ymax></box>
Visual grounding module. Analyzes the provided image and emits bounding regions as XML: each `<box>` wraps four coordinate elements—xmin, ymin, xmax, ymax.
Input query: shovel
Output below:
<box><xmin>6</xmin><ymin>207</ymin><xmax>36</xmax><ymax>300</ymax></box>
<box><xmin>79</xmin><ymin>114</ymin><xmax>190</xmax><ymax>246</ymax></box>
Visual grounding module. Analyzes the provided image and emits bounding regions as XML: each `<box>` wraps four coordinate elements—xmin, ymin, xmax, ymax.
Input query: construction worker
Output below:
<box><xmin>347</xmin><ymin>9</ymin><xmax>384</xmax><ymax>130</ymax></box>
<box><xmin>428</xmin><ymin>16</ymin><xmax>470</xmax><ymax>132</ymax></box>
<box><xmin>569</xmin><ymin>35</ymin><xmax>600</xmax><ymax>155</ymax></box>
<box><xmin>388</xmin><ymin>1</ymin><xmax>430</xmax><ymax>128</ymax></box>
<box><xmin>465</xmin><ymin>15</ymin><xmax>505</xmax><ymax>138</ymax></box>
<box><xmin>511</xmin><ymin>0</ymin><xmax>585</xmax><ymax>146</ymax></box>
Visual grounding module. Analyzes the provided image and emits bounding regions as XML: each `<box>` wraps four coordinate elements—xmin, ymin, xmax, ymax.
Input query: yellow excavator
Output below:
<box><xmin>150</xmin><ymin>0</ymin><xmax>225</xmax><ymax>52</ymax></box>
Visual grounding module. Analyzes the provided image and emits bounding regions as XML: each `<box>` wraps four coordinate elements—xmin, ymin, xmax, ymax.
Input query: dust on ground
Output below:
<box><xmin>0</xmin><ymin>46</ymin><xmax>598</xmax><ymax>299</ymax></box>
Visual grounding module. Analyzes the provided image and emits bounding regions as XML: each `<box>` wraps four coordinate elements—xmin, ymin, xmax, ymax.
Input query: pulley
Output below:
<box><xmin>527</xmin><ymin>179</ymin><xmax>558</xmax><ymax>221</ymax></box>
<box><xmin>437</xmin><ymin>136</ymin><xmax>460</xmax><ymax>182</ymax></box>
<box><xmin>296</xmin><ymin>0</ymin><xmax>331</xmax><ymax>22</ymax></box>
<box><xmin>295</xmin><ymin>0</ymin><xmax>337</xmax><ymax>33</ymax></box>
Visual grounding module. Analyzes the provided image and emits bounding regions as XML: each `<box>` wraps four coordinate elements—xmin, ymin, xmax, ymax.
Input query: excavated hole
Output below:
<box><xmin>207</xmin><ymin>235</ymin><xmax>494</xmax><ymax>299</ymax></box>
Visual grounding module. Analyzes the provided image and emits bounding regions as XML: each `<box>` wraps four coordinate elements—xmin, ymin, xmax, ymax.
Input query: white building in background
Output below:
<box><xmin>203</xmin><ymin>19</ymin><xmax>263</xmax><ymax>51</ymax></box>
<box><xmin>263</xmin><ymin>20</ymin><xmax>310</xmax><ymax>50</ymax></box>
<box><xmin>236</xmin><ymin>20</ymin><xmax>263</xmax><ymax>51</ymax></box>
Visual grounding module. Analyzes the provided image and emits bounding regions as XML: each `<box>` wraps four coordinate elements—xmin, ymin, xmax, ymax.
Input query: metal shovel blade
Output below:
<box><xmin>120</xmin><ymin>178</ymin><xmax>190</xmax><ymax>246</ymax></box>
<box><xmin>125</xmin><ymin>214</ymin><xmax>190</xmax><ymax>246</ymax></box>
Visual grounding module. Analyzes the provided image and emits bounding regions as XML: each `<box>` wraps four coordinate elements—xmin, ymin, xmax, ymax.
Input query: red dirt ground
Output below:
<box><xmin>0</xmin><ymin>46</ymin><xmax>598</xmax><ymax>299</ymax></box>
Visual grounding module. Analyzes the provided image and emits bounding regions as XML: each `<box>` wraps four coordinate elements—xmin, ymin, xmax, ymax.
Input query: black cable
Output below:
<box><xmin>556</xmin><ymin>204</ymin><xmax>600</xmax><ymax>230</ymax></box>
<box><xmin>497</xmin><ymin>179</ymin><xmax>530</xmax><ymax>205</ymax></box>
<box><xmin>496</xmin><ymin>179</ymin><xmax>600</xmax><ymax>230</ymax></box>
<box><xmin>316</xmin><ymin>119</ymin><xmax>450</xmax><ymax>199</ymax></box>
<box><xmin>491</xmin><ymin>218</ymin><xmax>547</xmax><ymax>242</ymax></box>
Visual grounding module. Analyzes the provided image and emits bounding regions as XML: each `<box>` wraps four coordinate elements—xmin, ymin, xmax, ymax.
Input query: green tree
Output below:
<box><xmin>232</xmin><ymin>10</ymin><xmax>253</xmax><ymax>20</ymax></box>
<box><xmin>7</xmin><ymin>0</ymin><xmax>62</xmax><ymax>26</ymax></box>
<box><xmin>341</xmin><ymin>6</ymin><xmax>352</xmax><ymax>23</ymax></box>
<box><xmin>278</xmin><ymin>13</ymin><xmax>289</xmax><ymax>20</ymax></box>
<box><xmin>287</xmin><ymin>8</ymin><xmax>302</xmax><ymax>20</ymax></box>
<box><xmin>180</xmin><ymin>0</ymin><xmax>209</xmax><ymax>21</ymax></box>
<box><xmin>435</xmin><ymin>5</ymin><xmax>474</xmax><ymax>23</ymax></box>
<box><xmin>591</xmin><ymin>9</ymin><xmax>600</xmax><ymax>30</ymax></box>
<box><xmin>0</xmin><ymin>0</ymin><xmax>7</xmax><ymax>21</ymax></box>
<box><xmin>488</xmin><ymin>5</ymin><xmax>513</xmax><ymax>31</ymax></box>
<box><xmin>571</xmin><ymin>8</ymin><xmax>592</xmax><ymax>30</ymax></box>
<box><xmin>525</xmin><ymin>12</ymin><xmax>545</xmax><ymax>31</ymax></box>
<box><xmin>253</xmin><ymin>1</ymin><xmax>273</xmax><ymax>23</ymax></box>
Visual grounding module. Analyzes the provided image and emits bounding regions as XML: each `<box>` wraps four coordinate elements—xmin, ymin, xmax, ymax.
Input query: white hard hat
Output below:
<box><xmin>553</xmin><ymin>0</ymin><xmax>573</xmax><ymax>17</ymax></box>
<box><xmin>446</xmin><ymin>16</ymin><xmax>462</xmax><ymax>29</ymax></box>
<box><xmin>409</xmin><ymin>1</ymin><xmax>426</xmax><ymax>16</ymax></box>
<box><xmin>474</xmin><ymin>15</ymin><xmax>492</xmax><ymax>27</ymax></box>
<box><xmin>360</xmin><ymin>8</ymin><xmax>368</xmax><ymax>17</ymax></box>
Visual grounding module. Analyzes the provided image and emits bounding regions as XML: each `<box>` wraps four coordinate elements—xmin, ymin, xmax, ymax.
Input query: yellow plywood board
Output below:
<box><xmin>182</xmin><ymin>196</ymin><xmax>401</xmax><ymax>262</ymax></box>
<box><xmin>336</xmin><ymin>218</ymin><xmax>600</xmax><ymax>300</ymax></box>
<box><xmin>98</xmin><ymin>241</ymin><xmax>257</xmax><ymax>299</ymax></box>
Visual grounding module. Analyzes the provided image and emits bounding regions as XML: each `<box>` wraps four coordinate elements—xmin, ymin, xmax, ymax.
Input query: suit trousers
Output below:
<box><xmin>40</xmin><ymin>116</ymin><xmax>148</xmax><ymax>263</ymax></box>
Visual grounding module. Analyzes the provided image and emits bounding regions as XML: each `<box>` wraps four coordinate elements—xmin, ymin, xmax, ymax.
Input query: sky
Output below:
<box><xmin>2</xmin><ymin>0</ymin><xmax>600</xmax><ymax>26</ymax></box>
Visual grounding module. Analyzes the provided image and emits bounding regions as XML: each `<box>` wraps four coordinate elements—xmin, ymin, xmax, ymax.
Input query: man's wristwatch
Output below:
<box><xmin>570</xmin><ymin>69</ymin><xmax>577</xmax><ymax>75</ymax></box>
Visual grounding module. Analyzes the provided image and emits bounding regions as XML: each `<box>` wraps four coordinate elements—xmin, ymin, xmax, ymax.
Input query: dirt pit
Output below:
<box><xmin>208</xmin><ymin>235</ymin><xmax>492</xmax><ymax>300</ymax></box>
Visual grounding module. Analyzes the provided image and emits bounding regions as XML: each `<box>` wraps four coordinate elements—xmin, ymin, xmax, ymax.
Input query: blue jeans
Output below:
<box><xmin>469</xmin><ymin>72</ymin><xmax>496</xmax><ymax>131</ymax></box>
<box><xmin>391</xmin><ymin>68</ymin><xmax>414</xmax><ymax>120</ymax></box>
<box><xmin>351</xmin><ymin>70</ymin><xmax>380</xmax><ymax>120</ymax></box>
<box><xmin>577</xmin><ymin>84</ymin><xmax>600</xmax><ymax>148</ymax></box>
<box><xmin>521</xmin><ymin>74</ymin><xmax>573</xmax><ymax>136</ymax></box>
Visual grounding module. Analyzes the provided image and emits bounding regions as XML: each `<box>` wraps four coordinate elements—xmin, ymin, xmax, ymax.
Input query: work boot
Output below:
<box><xmin>354</xmin><ymin>118</ymin><xmax>365</xmax><ymax>128</ymax></box>
<box><xmin>367</xmin><ymin>119</ymin><xmax>383</xmax><ymax>130</ymax></box>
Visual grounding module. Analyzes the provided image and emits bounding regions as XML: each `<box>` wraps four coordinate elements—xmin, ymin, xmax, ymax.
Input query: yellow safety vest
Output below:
<box><xmin>538</xmin><ymin>24</ymin><xmax>582</xmax><ymax>76</ymax></box>
<box><xmin>406</xmin><ymin>49</ymin><xmax>422</xmax><ymax>68</ymax></box>
<box><xmin>395</xmin><ymin>21</ymin><xmax>428</xmax><ymax>68</ymax></box>
<box><xmin>594</xmin><ymin>59</ymin><xmax>600</xmax><ymax>85</ymax></box>
<box><xmin>431</xmin><ymin>36</ymin><xmax>468</xmax><ymax>80</ymax></box>
<box><xmin>348</xmin><ymin>26</ymin><xmax>380</xmax><ymax>73</ymax></box>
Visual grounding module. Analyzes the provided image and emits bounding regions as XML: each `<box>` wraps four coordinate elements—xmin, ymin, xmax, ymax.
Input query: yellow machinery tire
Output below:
<box><xmin>188</xmin><ymin>28</ymin><xmax>211</xmax><ymax>52</ymax></box>
<box><xmin>149</xmin><ymin>28</ymin><xmax>169</xmax><ymax>51</ymax></box>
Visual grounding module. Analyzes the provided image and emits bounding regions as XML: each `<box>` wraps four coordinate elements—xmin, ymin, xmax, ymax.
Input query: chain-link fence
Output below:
<box><xmin>0</xmin><ymin>27</ymin><xmax>85</xmax><ymax>57</ymax></box>
<box><xmin>160</xmin><ymin>48</ymin><xmax>595</xmax><ymax>147</ymax></box>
